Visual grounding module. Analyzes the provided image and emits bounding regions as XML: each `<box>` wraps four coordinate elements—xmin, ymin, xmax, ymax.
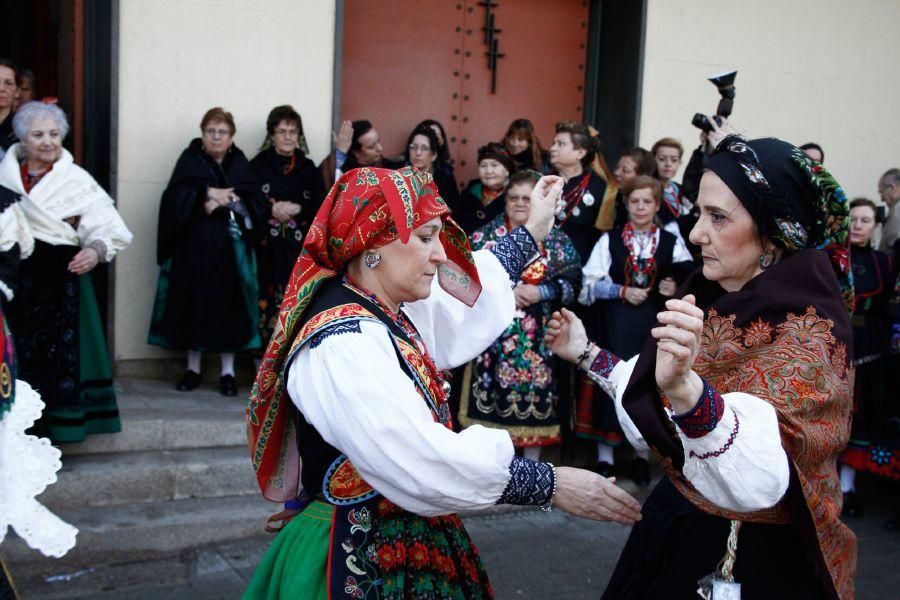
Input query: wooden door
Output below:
<box><xmin>340</xmin><ymin>0</ymin><xmax>590</xmax><ymax>186</ymax></box>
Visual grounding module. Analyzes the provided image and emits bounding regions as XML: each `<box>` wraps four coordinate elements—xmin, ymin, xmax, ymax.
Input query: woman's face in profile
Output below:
<box><xmin>689</xmin><ymin>171</ymin><xmax>765</xmax><ymax>292</ymax></box>
<box><xmin>377</xmin><ymin>217</ymin><xmax>448</xmax><ymax>304</ymax></box>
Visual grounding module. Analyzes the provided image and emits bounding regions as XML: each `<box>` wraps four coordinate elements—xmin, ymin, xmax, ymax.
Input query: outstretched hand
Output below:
<box><xmin>333</xmin><ymin>120</ymin><xmax>353</xmax><ymax>154</ymax></box>
<box><xmin>525</xmin><ymin>175</ymin><xmax>563</xmax><ymax>243</ymax></box>
<box><xmin>544</xmin><ymin>308</ymin><xmax>588</xmax><ymax>364</ymax></box>
<box><xmin>553</xmin><ymin>466</ymin><xmax>642</xmax><ymax>525</ymax></box>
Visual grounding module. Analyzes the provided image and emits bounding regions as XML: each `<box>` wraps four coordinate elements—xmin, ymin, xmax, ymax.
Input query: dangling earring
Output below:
<box><xmin>758</xmin><ymin>250</ymin><xmax>775</xmax><ymax>269</ymax></box>
<box><xmin>364</xmin><ymin>251</ymin><xmax>382</xmax><ymax>269</ymax></box>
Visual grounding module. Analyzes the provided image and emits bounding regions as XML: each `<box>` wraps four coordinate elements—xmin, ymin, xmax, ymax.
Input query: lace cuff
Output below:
<box><xmin>88</xmin><ymin>239</ymin><xmax>108</xmax><ymax>263</ymax></box>
<box><xmin>497</xmin><ymin>457</ymin><xmax>555</xmax><ymax>506</ymax></box>
<box><xmin>489</xmin><ymin>226</ymin><xmax>540</xmax><ymax>283</ymax></box>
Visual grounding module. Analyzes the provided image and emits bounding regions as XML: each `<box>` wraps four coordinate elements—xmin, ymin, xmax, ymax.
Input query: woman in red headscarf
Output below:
<box><xmin>244</xmin><ymin>167</ymin><xmax>641</xmax><ymax>599</ymax></box>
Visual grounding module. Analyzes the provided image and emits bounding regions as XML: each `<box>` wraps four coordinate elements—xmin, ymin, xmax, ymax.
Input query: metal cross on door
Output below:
<box><xmin>340</xmin><ymin>0</ymin><xmax>590</xmax><ymax>186</ymax></box>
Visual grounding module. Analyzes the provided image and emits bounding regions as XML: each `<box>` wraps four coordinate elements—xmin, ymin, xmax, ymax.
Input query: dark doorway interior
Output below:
<box><xmin>584</xmin><ymin>0</ymin><xmax>646</xmax><ymax>166</ymax></box>
<box><xmin>1</xmin><ymin>0</ymin><xmax>115</xmax><ymax>332</ymax></box>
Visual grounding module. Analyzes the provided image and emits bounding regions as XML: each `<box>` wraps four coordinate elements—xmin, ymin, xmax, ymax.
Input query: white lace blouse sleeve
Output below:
<box><xmin>287</xmin><ymin>320</ymin><xmax>514</xmax><ymax>516</ymax></box>
<box><xmin>608</xmin><ymin>360</ymin><xmax>790</xmax><ymax>512</ymax></box>
<box><xmin>0</xmin><ymin>381</ymin><xmax>78</xmax><ymax>558</ymax></box>
<box><xmin>671</xmin><ymin>234</ymin><xmax>693</xmax><ymax>263</ymax></box>
<box><xmin>402</xmin><ymin>249</ymin><xmax>516</xmax><ymax>370</ymax></box>
<box><xmin>577</xmin><ymin>233</ymin><xmax>611</xmax><ymax>306</ymax></box>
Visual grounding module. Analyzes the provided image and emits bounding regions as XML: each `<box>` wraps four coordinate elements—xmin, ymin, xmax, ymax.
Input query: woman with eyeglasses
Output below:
<box><xmin>458</xmin><ymin>171</ymin><xmax>581</xmax><ymax>461</ymax></box>
<box><xmin>250</xmin><ymin>106</ymin><xmax>326</xmax><ymax>350</ymax></box>
<box><xmin>149</xmin><ymin>107</ymin><xmax>265</xmax><ymax>396</ymax></box>
<box><xmin>404</xmin><ymin>123</ymin><xmax>460</xmax><ymax>214</ymax></box>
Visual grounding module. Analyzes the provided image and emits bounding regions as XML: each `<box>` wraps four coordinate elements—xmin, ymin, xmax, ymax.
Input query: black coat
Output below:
<box><xmin>150</xmin><ymin>139</ymin><xmax>265</xmax><ymax>352</ymax></box>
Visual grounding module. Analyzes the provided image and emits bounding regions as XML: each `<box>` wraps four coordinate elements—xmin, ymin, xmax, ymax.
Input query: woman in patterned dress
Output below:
<box><xmin>458</xmin><ymin>171</ymin><xmax>581</xmax><ymax>461</ymax></box>
<box><xmin>547</xmin><ymin>131</ymin><xmax>858</xmax><ymax>598</ymax></box>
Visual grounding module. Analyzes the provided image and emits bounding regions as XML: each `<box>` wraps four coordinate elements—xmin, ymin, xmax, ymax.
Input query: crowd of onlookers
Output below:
<box><xmin>1</xmin><ymin>56</ymin><xmax>898</xmax><ymax>526</ymax></box>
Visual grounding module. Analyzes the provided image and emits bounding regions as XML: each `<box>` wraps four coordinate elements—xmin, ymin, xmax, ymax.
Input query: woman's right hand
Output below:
<box><xmin>544</xmin><ymin>308</ymin><xmax>588</xmax><ymax>364</ymax></box>
<box><xmin>624</xmin><ymin>286</ymin><xmax>649</xmax><ymax>305</ymax></box>
<box><xmin>333</xmin><ymin>120</ymin><xmax>353</xmax><ymax>154</ymax></box>
<box><xmin>525</xmin><ymin>175</ymin><xmax>564</xmax><ymax>243</ymax></box>
<box><xmin>272</xmin><ymin>201</ymin><xmax>300</xmax><ymax>222</ymax></box>
<box><xmin>203</xmin><ymin>198</ymin><xmax>219</xmax><ymax>215</ymax></box>
<box><xmin>553</xmin><ymin>466</ymin><xmax>642</xmax><ymax>524</ymax></box>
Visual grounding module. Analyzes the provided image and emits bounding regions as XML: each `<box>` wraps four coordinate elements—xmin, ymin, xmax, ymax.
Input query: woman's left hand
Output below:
<box><xmin>68</xmin><ymin>247</ymin><xmax>100</xmax><ymax>274</ymax></box>
<box><xmin>652</xmin><ymin>294</ymin><xmax>705</xmax><ymax>412</ymax></box>
<box><xmin>658</xmin><ymin>277</ymin><xmax>677</xmax><ymax>297</ymax></box>
<box><xmin>513</xmin><ymin>283</ymin><xmax>541</xmax><ymax>308</ymax></box>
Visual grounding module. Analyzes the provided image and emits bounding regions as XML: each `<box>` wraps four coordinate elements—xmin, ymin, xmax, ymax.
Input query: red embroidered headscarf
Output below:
<box><xmin>247</xmin><ymin>166</ymin><xmax>480</xmax><ymax>501</ymax></box>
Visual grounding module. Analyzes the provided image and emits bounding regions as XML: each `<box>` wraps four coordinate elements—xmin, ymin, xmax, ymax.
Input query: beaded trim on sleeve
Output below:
<box><xmin>688</xmin><ymin>412</ymin><xmax>740</xmax><ymax>460</ymax></box>
<box><xmin>497</xmin><ymin>456</ymin><xmax>555</xmax><ymax>506</ymax></box>
<box><xmin>671</xmin><ymin>379</ymin><xmax>725</xmax><ymax>439</ymax></box>
<box><xmin>489</xmin><ymin>226</ymin><xmax>540</xmax><ymax>283</ymax></box>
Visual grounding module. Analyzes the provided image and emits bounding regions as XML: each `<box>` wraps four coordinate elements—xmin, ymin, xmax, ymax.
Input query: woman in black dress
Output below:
<box><xmin>503</xmin><ymin>118</ymin><xmax>549</xmax><ymax>174</ymax></box>
<box><xmin>456</xmin><ymin>142</ymin><xmax>514</xmax><ymax>235</ymax></box>
<box><xmin>250</xmin><ymin>106</ymin><xmax>325</xmax><ymax>349</ymax></box>
<box><xmin>839</xmin><ymin>197</ymin><xmax>895</xmax><ymax>516</ymax></box>
<box><xmin>149</xmin><ymin>107</ymin><xmax>265</xmax><ymax>396</ymax></box>
<box><xmin>403</xmin><ymin>124</ymin><xmax>459</xmax><ymax>213</ymax></box>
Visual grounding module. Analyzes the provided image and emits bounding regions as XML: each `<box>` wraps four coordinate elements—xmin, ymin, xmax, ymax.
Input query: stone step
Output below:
<box><xmin>41</xmin><ymin>446</ymin><xmax>259</xmax><ymax>510</ymax></box>
<box><xmin>4</xmin><ymin>494</ymin><xmax>279</xmax><ymax>578</ymax></box>
<box><xmin>61</xmin><ymin>379</ymin><xmax>249</xmax><ymax>456</ymax></box>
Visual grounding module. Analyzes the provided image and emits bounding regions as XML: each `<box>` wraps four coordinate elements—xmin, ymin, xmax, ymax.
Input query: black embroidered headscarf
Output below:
<box><xmin>706</xmin><ymin>136</ymin><xmax>853</xmax><ymax>310</ymax></box>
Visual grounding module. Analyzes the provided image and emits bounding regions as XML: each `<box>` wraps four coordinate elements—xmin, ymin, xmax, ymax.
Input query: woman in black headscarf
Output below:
<box><xmin>251</xmin><ymin>106</ymin><xmax>326</xmax><ymax>348</ymax></box>
<box><xmin>546</xmin><ymin>128</ymin><xmax>856</xmax><ymax>598</ymax></box>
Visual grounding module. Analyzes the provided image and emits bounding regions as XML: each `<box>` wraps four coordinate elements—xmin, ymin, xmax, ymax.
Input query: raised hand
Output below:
<box><xmin>651</xmin><ymin>294</ymin><xmax>705</xmax><ymax>413</ymax></box>
<box><xmin>333</xmin><ymin>120</ymin><xmax>353</xmax><ymax>154</ymax></box>
<box><xmin>525</xmin><ymin>175</ymin><xmax>564</xmax><ymax>243</ymax></box>
<box><xmin>544</xmin><ymin>308</ymin><xmax>588</xmax><ymax>364</ymax></box>
<box><xmin>553</xmin><ymin>466</ymin><xmax>642</xmax><ymax>525</ymax></box>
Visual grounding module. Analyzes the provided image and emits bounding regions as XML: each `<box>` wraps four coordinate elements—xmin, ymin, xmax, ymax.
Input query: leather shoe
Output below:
<box><xmin>176</xmin><ymin>370</ymin><xmax>201</xmax><ymax>391</ymax></box>
<box><xmin>841</xmin><ymin>491</ymin><xmax>859</xmax><ymax>518</ymax></box>
<box><xmin>220</xmin><ymin>374</ymin><xmax>238</xmax><ymax>397</ymax></box>
<box><xmin>593</xmin><ymin>461</ymin><xmax>615</xmax><ymax>478</ymax></box>
<box><xmin>630</xmin><ymin>457</ymin><xmax>651</xmax><ymax>487</ymax></box>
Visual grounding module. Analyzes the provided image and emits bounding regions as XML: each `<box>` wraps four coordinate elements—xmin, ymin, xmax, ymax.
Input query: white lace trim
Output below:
<box><xmin>0</xmin><ymin>380</ymin><xmax>78</xmax><ymax>558</ymax></box>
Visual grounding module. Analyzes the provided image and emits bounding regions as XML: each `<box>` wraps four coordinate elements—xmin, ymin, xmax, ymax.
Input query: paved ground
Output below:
<box><xmin>14</xmin><ymin>470</ymin><xmax>899</xmax><ymax>599</ymax></box>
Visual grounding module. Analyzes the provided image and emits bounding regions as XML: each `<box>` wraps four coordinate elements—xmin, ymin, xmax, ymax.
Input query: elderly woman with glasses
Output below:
<box><xmin>0</xmin><ymin>100</ymin><xmax>132</xmax><ymax>443</ymax></box>
<box><xmin>149</xmin><ymin>107</ymin><xmax>265</xmax><ymax>396</ymax></box>
<box><xmin>244</xmin><ymin>167</ymin><xmax>641</xmax><ymax>598</ymax></box>
<box><xmin>546</xmin><ymin>124</ymin><xmax>857</xmax><ymax>598</ymax></box>
<box><xmin>250</xmin><ymin>105</ymin><xmax>326</xmax><ymax>349</ymax></box>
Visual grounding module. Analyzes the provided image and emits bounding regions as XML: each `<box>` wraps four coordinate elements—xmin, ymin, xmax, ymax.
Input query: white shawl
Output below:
<box><xmin>0</xmin><ymin>144</ymin><xmax>132</xmax><ymax>261</ymax></box>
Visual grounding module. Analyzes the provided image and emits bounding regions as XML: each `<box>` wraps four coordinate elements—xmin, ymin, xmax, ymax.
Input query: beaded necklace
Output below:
<box><xmin>621</xmin><ymin>223</ymin><xmax>658</xmax><ymax>289</ymax></box>
<box><xmin>556</xmin><ymin>171</ymin><xmax>590</xmax><ymax>224</ymax></box>
<box><xmin>342</xmin><ymin>275</ymin><xmax>453</xmax><ymax>425</ymax></box>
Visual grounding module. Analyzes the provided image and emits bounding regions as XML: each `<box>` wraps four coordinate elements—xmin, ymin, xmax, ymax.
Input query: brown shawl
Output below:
<box><xmin>623</xmin><ymin>248</ymin><xmax>856</xmax><ymax>599</ymax></box>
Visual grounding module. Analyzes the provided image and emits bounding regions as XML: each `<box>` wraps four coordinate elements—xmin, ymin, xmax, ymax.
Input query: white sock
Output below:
<box><xmin>187</xmin><ymin>350</ymin><xmax>202</xmax><ymax>374</ymax></box>
<box><xmin>635</xmin><ymin>448</ymin><xmax>650</xmax><ymax>461</ymax></box>
<box><xmin>839</xmin><ymin>464</ymin><xmax>856</xmax><ymax>493</ymax></box>
<box><xmin>597</xmin><ymin>444</ymin><xmax>614</xmax><ymax>465</ymax></box>
<box><xmin>523</xmin><ymin>446</ymin><xmax>541</xmax><ymax>462</ymax></box>
<box><xmin>221</xmin><ymin>353</ymin><xmax>236</xmax><ymax>377</ymax></box>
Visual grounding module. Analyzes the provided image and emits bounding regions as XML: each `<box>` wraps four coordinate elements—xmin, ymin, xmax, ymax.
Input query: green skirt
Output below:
<box><xmin>244</xmin><ymin>501</ymin><xmax>333</xmax><ymax>599</ymax></box>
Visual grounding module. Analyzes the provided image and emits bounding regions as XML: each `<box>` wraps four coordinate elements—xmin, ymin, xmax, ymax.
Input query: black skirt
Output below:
<box><xmin>602</xmin><ymin>476</ymin><xmax>828</xmax><ymax>599</ymax></box>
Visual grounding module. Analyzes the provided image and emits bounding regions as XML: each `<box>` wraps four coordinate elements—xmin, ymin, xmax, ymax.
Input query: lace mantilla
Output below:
<box><xmin>0</xmin><ymin>380</ymin><xmax>77</xmax><ymax>558</ymax></box>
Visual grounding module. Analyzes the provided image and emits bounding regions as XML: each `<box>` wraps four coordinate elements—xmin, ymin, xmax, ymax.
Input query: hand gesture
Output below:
<box><xmin>553</xmin><ymin>466</ymin><xmax>642</xmax><ymax>525</ymax></box>
<box><xmin>624</xmin><ymin>286</ymin><xmax>648</xmax><ymax>305</ymax></box>
<box><xmin>544</xmin><ymin>308</ymin><xmax>588</xmax><ymax>364</ymax></box>
<box><xmin>658</xmin><ymin>277</ymin><xmax>677</xmax><ymax>298</ymax></box>
<box><xmin>207</xmin><ymin>187</ymin><xmax>235</xmax><ymax>206</ymax></box>
<box><xmin>526</xmin><ymin>175</ymin><xmax>564</xmax><ymax>243</ymax></box>
<box><xmin>513</xmin><ymin>283</ymin><xmax>541</xmax><ymax>308</ymax></box>
<box><xmin>68</xmin><ymin>247</ymin><xmax>100</xmax><ymax>274</ymax></box>
<box><xmin>333</xmin><ymin>120</ymin><xmax>353</xmax><ymax>154</ymax></box>
<box><xmin>651</xmin><ymin>295</ymin><xmax>705</xmax><ymax>412</ymax></box>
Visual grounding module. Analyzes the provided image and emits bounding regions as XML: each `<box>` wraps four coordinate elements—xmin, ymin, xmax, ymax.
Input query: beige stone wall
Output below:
<box><xmin>113</xmin><ymin>0</ymin><xmax>336</xmax><ymax>362</ymax></box>
<box><xmin>639</xmin><ymin>0</ymin><xmax>900</xmax><ymax>201</ymax></box>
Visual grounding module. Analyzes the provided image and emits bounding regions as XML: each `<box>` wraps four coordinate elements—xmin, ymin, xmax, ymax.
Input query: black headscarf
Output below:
<box><xmin>706</xmin><ymin>136</ymin><xmax>853</xmax><ymax>309</ymax></box>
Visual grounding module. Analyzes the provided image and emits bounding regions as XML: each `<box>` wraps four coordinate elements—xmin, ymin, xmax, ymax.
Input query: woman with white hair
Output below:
<box><xmin>0</xmin><ymin>100</ymin><xmax>132</xmax><ymax>443</ymax></box>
